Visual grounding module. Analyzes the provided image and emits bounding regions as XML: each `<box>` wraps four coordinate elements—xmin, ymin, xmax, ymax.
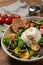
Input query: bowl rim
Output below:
<box><xmin>1</xmin><ymin>16</ymin><xmax>43</xmax><ymax>62</ymax></box>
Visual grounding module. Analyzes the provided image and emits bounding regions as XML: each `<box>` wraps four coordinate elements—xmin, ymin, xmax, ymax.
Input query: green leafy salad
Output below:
<box><xmin>3</xmin><ymin>19</ymin><xmax>43</xmax><ymax>60</ymax></box>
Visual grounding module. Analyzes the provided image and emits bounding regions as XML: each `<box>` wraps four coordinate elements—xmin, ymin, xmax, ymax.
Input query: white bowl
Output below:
<box><xmin>1</xmin><ymin>16</ymin><xmax>43</xmax><ymax>62</ymax></box>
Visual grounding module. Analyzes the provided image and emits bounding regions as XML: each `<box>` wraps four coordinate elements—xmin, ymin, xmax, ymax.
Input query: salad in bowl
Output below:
<box><xmin>1</xmin><ymin>17</ymin><xmax>43</xmax><ymax>61</ymax></box>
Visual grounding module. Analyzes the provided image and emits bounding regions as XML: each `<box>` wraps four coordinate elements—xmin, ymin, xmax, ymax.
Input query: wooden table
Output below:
<box><xmin>0</xmin><ymin>0</ymin><xmax>42</xmax><ymax>7</ymax></box>
<box><xmin>0</xmin><ymin>0</ymin><xmax>43</xmax><ymax>65</ymax></box>
<box><xmin>0</xmin><ymin>47</ymin><xmax>43</xmax><ymax>65</ymax></box>
<box><xmin>0</xmin><ymin>0</ymin><xmax>16</xmax><ymax>7</ymax></box>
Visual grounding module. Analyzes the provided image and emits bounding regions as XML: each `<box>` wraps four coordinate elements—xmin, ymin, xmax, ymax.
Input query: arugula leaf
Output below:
<box><xmin>39</xmin><ymin>20</ymin><xmax>43</xmax><ymax>24</ymax></box>
<box><xmin>18</xmin><ymin>37</ymin><xmax>25</xmax><ymax>48</ymax></box>
<box><xmin>32</xmin><ymin>20</ymin><xmax>43</xmax><ymax>25</ymax></box>
<box><xmin>11</xmin><ymin>39</ymin><xmax>18</xmax><ymax>49</ymax></box>
<box><xmin>3</xmin><ymin>38</ymin><xmax>11</xmax><ymax>46</ymax></box>
<box><xmin>30</xmin><ymin>51</ymin><xmax>38</xmax><ymax>56</ymax></box>
<box><xmin>18</xmin><ymin>39</ymin><xmax>25</xmax><ymax>48</ymax></box>
<box><xmin>38</xmin><ymin>37</ymin><xmax>43</xmax><ymax>46</ymax></box>
<box><xmin>17</xmin><ymin>29</ymin><xmax>24</xmax><ymax>36</ymax></box>
<box><xmin>18</xmin><ymin>50</ymin><xmax>26</xmax><ymax>53</ymax></box>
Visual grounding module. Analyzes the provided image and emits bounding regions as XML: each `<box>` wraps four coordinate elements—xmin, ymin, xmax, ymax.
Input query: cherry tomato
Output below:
<box><xmin>0</xmin><ymin>17</ymin><xmax>4</xmax><ymax>24</ymax></box>
<box><xmin>15</xmin><ymin>15</ymin><xmax>21</xmax><ymax>19</ymax></box>
<box><xmin>30</xmin><ymin>23</ymin><xmax>34</xmax><ymax>27</ymax></box>
<box><xmin>39</xmin><ymin>28</ymin><xmax>43</xmax><ymax>35</ymax></box>
<box><xmin>8</xmin><ymin>14</ymin><xmax>15</xmax><ymax>19</ymax></box>
<box><xmin>11</xmin><ymin>34</ymin><xmax>17</xmax><ymax>42</ymax></box>
<box><xmin>2</xmin><ymin>17</ymin><xmax>5</xmax><ymax>23</ymax></box>
<box><xmin>1</xmin><ymin>14</ymin><xmax>8</xmax><ymax>18</ymax></box>
<box><xmin>40</xmin><ymin>25</ymin><xmax>43</xmax><ymax>29</ymax></box>
<box><xmin>5</xmin><ymin>17</ymin><xmax>12</xmax><ymax>25</ymax></box>
<box><xmin>13</xmin><ymin>35</ymin><xmax>17</xmax><ymax>40</ymax></box>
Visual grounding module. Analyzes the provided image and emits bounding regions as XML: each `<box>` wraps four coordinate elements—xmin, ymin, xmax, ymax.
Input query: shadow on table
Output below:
<box><xmin>8</xmin><ymin>57</ymin><xmax>43</xmax><ymax>65</ymax></box>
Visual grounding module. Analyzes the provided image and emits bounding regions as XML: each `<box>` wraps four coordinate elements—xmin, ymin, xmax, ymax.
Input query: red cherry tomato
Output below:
<box><xmin>11</xmin><ymin>35</ymin><xmax>17</xmax><ymax>42</ymax></box>
<box><xmin>2</xmin><ymin>17</ymin><xmax>5</xmax><ymax>23</ymax></box>
<box><xmin>40</xmin><ymin>25</ymin><xmax>43</xmax><ymax>29</ymax></box>
<box><xmin>13</xmin><ymin>35</ymin><xmax>17</xmax><ymax>40</ymax></box>
<box><xmin>15</xmin><ymin>15</ymin><xmax>21</xmax><ymax>19</ymax></box>
<box><xmin>0</xmin><ymin>17</ymin><xmax>4</xmax><ymax>24</ymax></box>
<box><xmin>1</xmin><ymin>14</ymin><xmax>8</xmax><ymax>18</ymax></box>
<box><xmin>5</xmin><ymin>17</ymin><xmax>12</xmax><ymax>25</ymax></box>
<box><xmin>39</xmin><ymin>28</ymin><xmax>43</xmax><ymax>35</ymax></box>
<box><xmin>8</xmin><ymin>14</ymin><xmax>15</xmax><ymax>19</ymax></box>
<box><xmin>30</xmin><ymin>23</ymin><xmax>34</xmax><ymax>27</ymax></box>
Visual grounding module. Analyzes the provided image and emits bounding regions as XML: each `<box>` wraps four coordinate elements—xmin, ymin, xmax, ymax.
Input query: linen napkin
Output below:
<box><xmin>0</xmin><ymin>1</ymin><xmax>29</xmax><ymax>17</ymax></box>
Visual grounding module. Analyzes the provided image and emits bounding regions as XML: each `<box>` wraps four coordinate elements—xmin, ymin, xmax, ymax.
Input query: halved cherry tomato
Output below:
<box><xmin>30</xmin><ymin>23</ymin><xmax>34</xmax><ymax>27</ymax></box>
<box><xmin>13</xmin><ymin>34</ymin><xmax>17</xmax><ymax>40</ymax></box>
<box><xmin>8</xmin><ymin>14</ymin><xmax>15</xmax><ymax>19</ymax></box>
<box><xmin>11</xmin><ymin>34</ymin><xmax>17</xmax><ymax>42</ymax></box>
<box><xmin>15</xmin><ymin>15</ymin><xmax>21</xmax><ymax>19</ymax></box>
<box><xmin>0</xmin><ymin>17</ymin><xmax>5</xmax><ymax>24</ymax></box>
<box><xmin>1</xmin><ymin>14</ymin><xmax>8</xmax><ymax>18</ymax></box>
<box><xmin>39</xmin><ymin>28</ymin><xmax>43</xmax><ymax>35</ymax></box>
<box><xmin>5</xmin><ymin>17</ymin><xmax>12</xmax><ymax>25</ymax></box>
<box><xmin>40</xmin><ymin>25</ymin><xmax>43</xmax><ymax>29</ymax></box>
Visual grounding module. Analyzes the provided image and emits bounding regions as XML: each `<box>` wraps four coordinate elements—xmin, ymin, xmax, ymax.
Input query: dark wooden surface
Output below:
<box><xmin>0</xmin><ymin>0</ymin><xmax>16</xmax><ymax>7</ymax></box>
<box><xmin>0</xmin><ymin>0</ymin><xmax>43</xmax><ymax>65</ymax></box>
<box><xmin>0</xmin><ymin>47</ymin><xmax>43</xmax><ymax>65</ymax></box>
<box><xmin>21</xmin><ymin>0</ymin><xmax>42</xmax><ymax>6</ymax></box>
<box><xmin>0</xmin><ymin>0</ymin><xmax>42</xmax><ymax>7</ymax></box>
